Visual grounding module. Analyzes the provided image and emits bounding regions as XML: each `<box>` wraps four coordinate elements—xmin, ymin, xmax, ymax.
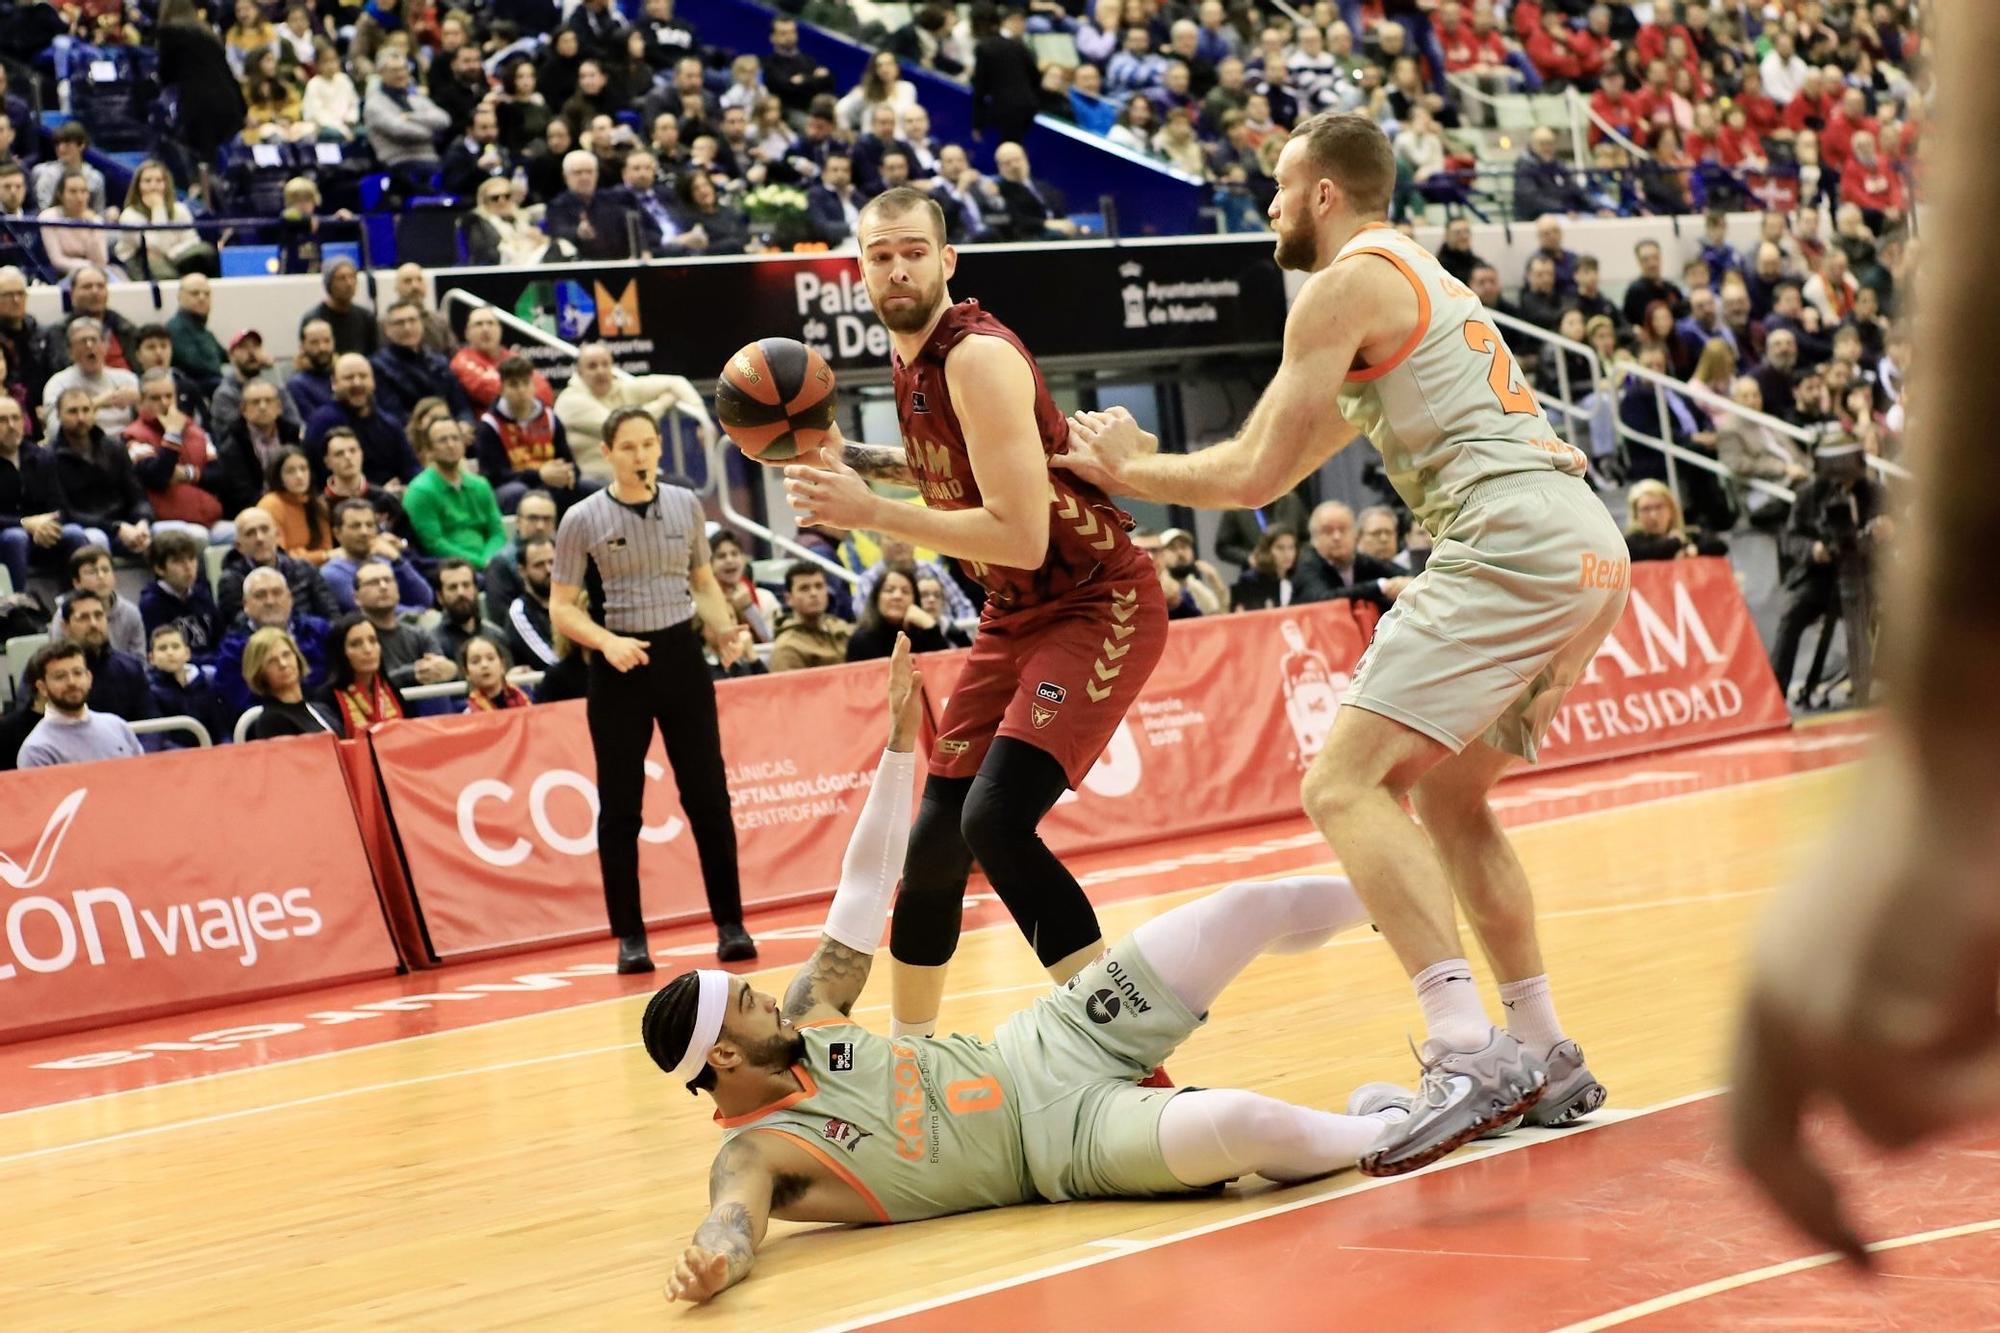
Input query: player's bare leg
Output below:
<box><xmin>1410</xmin><ymin>742</ymin><xmax>1541</xmax><ymax>981</ymax></box>
<box><xmin>1412</xmin><ymin>741</ymin><xmax>1604</xmax><ymax>1127</ymax></box>
<box><xmin>1300</xmin><ymin>705</ymin><xmax>1547</xmax><ymax>1175</ymax></box>
<box><xmin>890</xmin><ymin>960</ymin><xmax>951</xmax><ymax>1038</ymax></box>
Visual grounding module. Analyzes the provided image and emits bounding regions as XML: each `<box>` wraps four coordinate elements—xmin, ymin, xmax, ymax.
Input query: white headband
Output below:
<box><xmin>670</xmin><ymin>969</ymin><xmax>732</xmax><ymax>1085</ymax></box>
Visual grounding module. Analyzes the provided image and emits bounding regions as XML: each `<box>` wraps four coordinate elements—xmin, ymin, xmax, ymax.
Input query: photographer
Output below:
<box><xmin>1769</xmin><ymin>442</ymin><xmax>1890</xmax><ymax>706</ymax></box>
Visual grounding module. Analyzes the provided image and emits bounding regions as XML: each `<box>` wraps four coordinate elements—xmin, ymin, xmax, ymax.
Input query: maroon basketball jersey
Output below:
<box><xmin>893</xmin><ymin>301</ymin><xmax>1148</xmax><ymax>610</ymax></box>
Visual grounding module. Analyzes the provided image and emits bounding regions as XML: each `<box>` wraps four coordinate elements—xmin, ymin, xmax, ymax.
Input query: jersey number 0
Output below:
<box><xmin>1462</xmin><ymin>319</ymin><xmax>1540</xmax><ymax>416</ymax></box>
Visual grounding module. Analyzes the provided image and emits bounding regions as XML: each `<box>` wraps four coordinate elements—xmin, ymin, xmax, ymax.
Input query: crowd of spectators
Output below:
<box><xmin>0</xmin><ymin>0</ymin><xmax>1111</xmax><ymax>278</ymax></box>
<box><xmin>0</xmin><ymin>252</ymin><xmax>732</xmax><ymax>765</ymax></box>
<box><xmin>0</xmin><ymin>1</ymin><xmax>1926</xmax><ymax>274</ymax></box>
<box><xmin>938</xmin><ymin>0</ymin><xmax>1923</xmax><ymax>230</ymax></box>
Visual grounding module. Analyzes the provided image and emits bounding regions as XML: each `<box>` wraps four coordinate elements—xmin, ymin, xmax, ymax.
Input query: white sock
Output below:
<box><xmin>1498</xmin><ymin>975</ymin><xmax>1565</xmax><ymax>1055</ymax></box>
<box><xmin>890</xmin><ymin>1016</ymin><xmax>936</xmax><ymax>1039</ymax></box>
<box><xmin>1413</xmin><ymin>958</ymin><xmax>1491</xmax><ymax>1052</ymax></box>
<box><xmin>1157</xmin><ymin>1088</ymin><xmax>1390</xmax><ymax>1187</ymax></box>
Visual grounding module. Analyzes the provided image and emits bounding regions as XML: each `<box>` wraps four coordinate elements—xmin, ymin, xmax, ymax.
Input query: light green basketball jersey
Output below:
<box><xmin>1331</xmin><ymin>225</ymin><xmax>1590</xmax><ymax>536</ymax></box>
<box><xmin>716</xmin><ymin>1024</ymin><xmax>1036</xmax><ymax>1223</ymax></box>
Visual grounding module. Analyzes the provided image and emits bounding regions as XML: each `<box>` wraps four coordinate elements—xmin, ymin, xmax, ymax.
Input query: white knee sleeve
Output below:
<box><xmin>1157</xmin><ymin>1088</ymin><xmax>1387</xmax><ymax>1188</ymax></box>
<box><xmin>1130</xmin><ymin>876</ymin><xmax>1371</xmax><ymax>1016</ymax></box>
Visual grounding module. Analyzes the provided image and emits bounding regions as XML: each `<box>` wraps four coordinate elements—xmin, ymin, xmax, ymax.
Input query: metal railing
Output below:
<box><xmin>439</xmin><ymin>288</ymin><xmax>860</xmax><ymax>589</ymax></box>
<box><xmin>1565</xmin><ymin>88</ymin><xmax>1653</xmax><ymax>163</ymax></box>
<box><xmin>1486</xmin><ymin>307</ymin><xmax>1911</xmax><ymax>500</ymax></box>
<box><xmin>132</xmin><ymin>714</ymin><xmax>213</xmax><ymax>747</ymax></box>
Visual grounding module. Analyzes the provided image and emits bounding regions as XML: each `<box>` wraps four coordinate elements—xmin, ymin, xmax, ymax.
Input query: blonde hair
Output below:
<box><xmin>242</xmin><ymin>626</ymin><xmax>304</xmax><ymax>694</ymax></box>
<box><xmin>1624</xmin><ymin>479</ymin><xmax>1687</xmax><ymax>540</ymax></box>
<box><xmin>1690</xmin><ymin>338</ymin><xmax>1734</xmax><ymax>390</ymax></box>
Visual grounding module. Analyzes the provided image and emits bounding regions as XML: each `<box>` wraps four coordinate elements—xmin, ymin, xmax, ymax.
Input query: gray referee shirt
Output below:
<box><xmin>553</xmin><ymin>483</ymin><xmax>710</xmax><ymax>633</ymax></box>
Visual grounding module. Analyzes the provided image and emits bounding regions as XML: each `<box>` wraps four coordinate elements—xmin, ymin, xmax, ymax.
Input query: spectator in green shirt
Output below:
<box><xmin>164</xmin><ymin>272</ymin><xmax>226</xmax><ymax>399</ymax></box>
<box><xmin>402</xmin><ymin>415</ymin><xmax>507</xmax><ymax>565</ymax></box>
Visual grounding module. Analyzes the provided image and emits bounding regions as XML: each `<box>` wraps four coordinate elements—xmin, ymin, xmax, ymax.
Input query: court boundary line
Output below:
<box><xmin>0</xmin><ymin>754</ymin><xmax>1855</xmax><ymax>1127</ymax></box>
<box><xmin>802</xmin><ymin>1090</ymin><xmax>1727</xmax><ymax>1333</ymax></box>
<box><xmin>1545</xmin><ymin>1217</ymin><xmax>2000</xmax><ymax>1333</ymax></box>
<box><xmin>0</xmin><ymin>885</ymin><xmax>1768</xmax><ymax>1166</ymax></box>
<box><xmin>0</xmin><ymin>1042</ymin><xmax>637</xmax><ymax>1166</ymax></box>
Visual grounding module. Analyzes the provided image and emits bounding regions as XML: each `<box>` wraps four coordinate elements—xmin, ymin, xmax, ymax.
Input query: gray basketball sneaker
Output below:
<box><xmin>1357</xmin><ymin>1028</ymin><xmax>1548</xmax><ymax>1177</ymax></box>
<box><xmin>1346</xmin><ymin>1082</ymin><xmax>1417</xmax><ymax>1119</ymax></box>
<box><xmin>1522</xmin><ymin>1039</ymin><xmax>1607</xmax><ymax>1127</ymax></box>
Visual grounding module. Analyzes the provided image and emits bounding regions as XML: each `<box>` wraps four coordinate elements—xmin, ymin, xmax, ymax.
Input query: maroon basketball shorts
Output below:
<box><xmin>930</xmin><ymin>568</ymin><xmax>1170</xmax><ymax>788</ymax></box>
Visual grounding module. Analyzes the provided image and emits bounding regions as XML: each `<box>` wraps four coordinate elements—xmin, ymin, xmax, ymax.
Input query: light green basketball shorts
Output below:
<box><xmin>1345</xmin><ymin>472</ymin><xmax>1630</xmax><ymax>762</ymax></box>
<box><xmin>997</xmin><ymin>940</ymin><xmax>1204</xmax><ymax>1203</ymax></box>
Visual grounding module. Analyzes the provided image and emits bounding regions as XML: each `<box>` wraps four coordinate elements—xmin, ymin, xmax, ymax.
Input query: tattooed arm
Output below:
<box><xmin>842</xmin><ymin>440</ymin><xmax>916</xmax><ymax>485</ymax></box>
<box><xmin>666</xmin><ymin>1138</ymin><xmax>781</xmax><ymax>1304</ymax></box>
<box><xmin>781</xmin><ymin>637</ymin><xmax>924</xmax><ymax>1025</ymax></box>
<box><xmin>783</xmin><ymin>937</ymin><xmax>873</xmax><ymax>1021</ymax></box>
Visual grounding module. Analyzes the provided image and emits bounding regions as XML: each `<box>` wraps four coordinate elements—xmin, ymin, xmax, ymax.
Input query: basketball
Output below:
<box><xmin>715</xmin><ymin>337</ymin><xmax>838</xmax><ymax>463</ymax></box>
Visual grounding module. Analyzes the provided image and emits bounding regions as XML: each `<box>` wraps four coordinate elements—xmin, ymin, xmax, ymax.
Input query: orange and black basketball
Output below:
<box><xmin>715</xmin><ymin>337</ymin><xmax>837</xmax><ymax>463</ymax></box>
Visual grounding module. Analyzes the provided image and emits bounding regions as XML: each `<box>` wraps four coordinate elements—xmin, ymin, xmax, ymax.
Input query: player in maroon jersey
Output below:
<box><xmin>783</xmin><ymin>187</ymin><xmax>1171</xmax><ymax>1044</ymax></box>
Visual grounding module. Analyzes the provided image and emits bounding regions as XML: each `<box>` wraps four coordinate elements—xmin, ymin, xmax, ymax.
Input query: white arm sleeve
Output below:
<box><xmin>821</xmin><ymin>748</ymin><xmax>918</xmax><ymax>954</ymax></box>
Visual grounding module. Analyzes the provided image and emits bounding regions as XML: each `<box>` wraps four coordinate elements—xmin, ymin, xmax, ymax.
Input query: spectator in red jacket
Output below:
<box><xmin>1525</xmin><ymin>9</ymin><xmax>1588</xmax><ymax>88</ymax></box>
<box><xmin>1634</xmin><ymin>59</ymin><xmax>1690</xmax><ymax>138</ymax></box>
<box><xmin>1782</xmin><ymin>68</ymin><xmax>1838</xmax><ymax>136</ymax></box>
<box><xmin>1589</xmin><ymin>67</ymin><xmax>1646</xmax><ymax>146</ymax></box>
<box><xmin>1634</xmin><ymin>2</ymin><xmax>1692</xmax><ymax>70</ymax></box>
<box><xmin>450</xmin><ymin>307</ymin><xmax>555</xmax><ymax>416</ymax></box>
<box><xmin>1839</xmin><ymin>130</ymin><xmax>1905</xmax><ymax>230</ymax></box>
<box><xmin>1433</xmin><ymin>0</ymin><xmax>1506</xmax><ymax>79</ymax></box>
<box><xmin>1819</xmin><ymin>87</ymin><xmax>1875</xmax><ymax>174</ymax></box>
<box><xmin>1735</xmin><ymin>67</ymin><xmax>1782</xmax><ymax>140</ymax></box>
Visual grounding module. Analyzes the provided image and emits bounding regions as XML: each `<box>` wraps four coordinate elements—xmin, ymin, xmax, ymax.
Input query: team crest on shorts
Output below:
<box><xmin>820</xmin><ymin>1117</ymin><xmax>872</xmax><ymax>1152</ymax></box>
<box><xmin>910</xmin><ymin>390</ymin><xmax>930</xmax><ymax>414</ymax></box>
<box><xmin>1031</xmin><ymin>705</ymin><xmax>1056</xmax><ymax>729</ymax></box>
<box><xmin>828</xmin><ymin>1041</ymin><xmax>856</xmax><ymax>1071</ymax></box>
<box><xmin>1035</xmin><ymin>682</ymin><xmax>1067</xmax><ymax>704</ymax></box>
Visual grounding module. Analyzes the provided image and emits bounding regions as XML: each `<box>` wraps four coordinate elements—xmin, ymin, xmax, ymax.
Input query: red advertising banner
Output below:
<box><xmin>919</xmin><ymin>601</ymin><xmax>1369</xmax><ymax>857</ymax></box>
<box><xmin>1535</xmin><ymin>556</ymin><xmax>1790</xmax><ymax>768</ymax></box>
<box><xmin>370</xmin><ymin>659</ymin><xmax>896</xmax><ymax>959</ymax></box>
<box><xmin>370</xmin><ymin>558</ymin><xmax>1787</xmax><ymax>959</ymax></box>
<box><xmin>0</xmin><ymin>735</ymin><xmax>400</xmax><ymax>1044</ymax></box>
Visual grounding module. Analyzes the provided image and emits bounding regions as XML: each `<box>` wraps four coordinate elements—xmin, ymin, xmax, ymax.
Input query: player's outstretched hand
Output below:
<box><xmin>664</xmin><ymin>1246</ymin><xmax>732</xmax><ymax>1304</ymax></box>
<box><xmin>1058</xmin><ymin>407</ymin><xmax>1157</xmax><ymax>494</ymax></box>
<box><xmin>784</xmin><ymin>446</ymin><xmax>878</xmax><ymax>530</ymax></box>
<box><xmin>1730</xmin><ymin>759</ymin><xmax>2000</xmax><ymax>1263</ymax></box>
<box><xmin>886</xmin><ymin>632</ymin><xmax>924</xmax><ymax>750</ymax></box>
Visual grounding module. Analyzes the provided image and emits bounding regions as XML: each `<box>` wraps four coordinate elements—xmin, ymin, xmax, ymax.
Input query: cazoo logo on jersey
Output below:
<box><xmin>0</xmin><ymin>790</ymin><xmax>323</xmax><ymax>982</ymax></box>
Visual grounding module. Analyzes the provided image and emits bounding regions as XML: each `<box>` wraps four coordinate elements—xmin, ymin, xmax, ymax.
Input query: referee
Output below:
<box><xmin>551</xmin><ymin>405</ymin><xmax>756</xmax><ymax>973</ymax></box>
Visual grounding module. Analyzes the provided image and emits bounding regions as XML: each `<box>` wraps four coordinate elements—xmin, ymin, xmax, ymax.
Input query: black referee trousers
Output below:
<box><xmin>586</xmin><ymin>620</ymin><xmax>743</xmax><ymax>938</ymax></box>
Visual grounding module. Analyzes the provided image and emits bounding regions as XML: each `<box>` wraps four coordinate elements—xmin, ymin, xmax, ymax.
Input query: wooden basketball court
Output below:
<box><xmin>5</xmin><ymin>716</ymin><xmax>1996</xmax><ymax>1332</ymax></box>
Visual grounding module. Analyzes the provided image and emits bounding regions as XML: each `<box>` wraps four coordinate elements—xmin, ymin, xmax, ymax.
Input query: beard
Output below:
<box><xmin>1272</xmin><ymin>208</ymin><xmax>1322</xmax><ymax>273</ymax></box>
<box><xmin>874</xmin><ymin>277</ymin><xmax>944</xmax><ymax>333</ymax></box>
<box><xmin>743</xmin><ymin>1029</ymin><xmax>806</xmax><ymax>1074</ymax></box>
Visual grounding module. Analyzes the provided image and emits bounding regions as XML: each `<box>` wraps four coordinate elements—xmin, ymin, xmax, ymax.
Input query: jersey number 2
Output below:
<box><xmin>1463</xmin><ymin>320</ymin><xmax>1540</xmax><ymax>416</ymax></box>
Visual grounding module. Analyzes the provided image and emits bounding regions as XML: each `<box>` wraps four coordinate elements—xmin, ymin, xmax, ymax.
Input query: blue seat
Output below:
<box><xmin>219</xmin><ymin>244</ymin><xmax>281</xmax><ymax>277</ymax></box>
<box><xmin>1068</xmin><ymin>212</ymin><xmax>1105</xmax><ymax>236</ymax></box>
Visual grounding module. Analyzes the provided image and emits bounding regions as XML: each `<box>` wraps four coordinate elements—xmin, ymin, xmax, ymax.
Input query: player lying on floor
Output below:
<box><xmin>645</xmin><ymin>634</ymin><xmax>1414</xmax><ymax>1305</ymax></box>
